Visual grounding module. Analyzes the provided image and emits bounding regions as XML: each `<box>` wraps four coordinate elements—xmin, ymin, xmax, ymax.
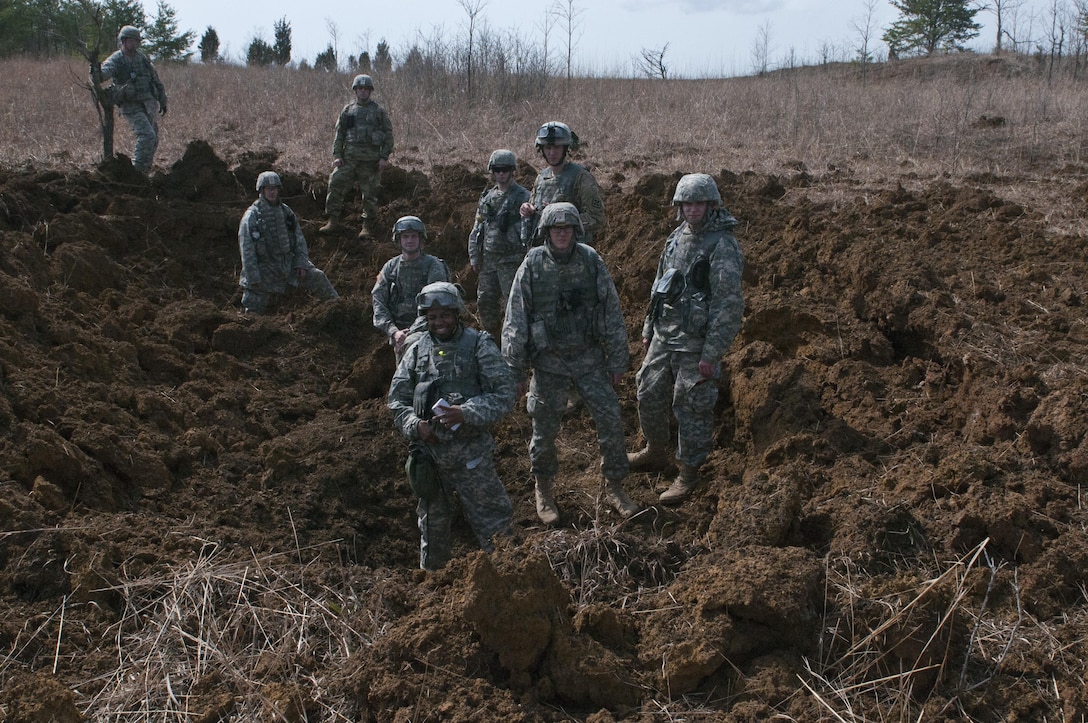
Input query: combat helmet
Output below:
<box><xmin>416</xmin><ymin>281</ymin><xmax>466</xmax><ymax>316</ymax></box>
<box><xmin>118</xmin><ymin>25</ymin><xmax>142</xmax><ymax>43</ymax></box>
<box><xmin>255</xmin><ymin>171</ymin><xmax>282</xmax><ymax>192</ymax></box>
<box><xmin>537</xmin><ymin>202</ymin><xmax>584</xmax><ymax>239</ymax></box>
<box><xmin>672</xmin><ymin>173</ymin><xmax>722</xmax><ymax>206</ymax></box>
<box><xmin>352</xmin><ymin>74</ymin><xmax>375</xmax><ymax>89</ymax></box>
<box><xmin>534</xmin><ymin>121</ymin><xmax>580</xmax><ymax>150</ymax></box>
<box><xmin>392</xmin><ymin>215</ymin><xmax>427</xmax><ymax>244</ymax></box>
<box><xmin>488</xmin><ymin>149</ymin><xmax>517</xmax><ymax>171</ymax></box>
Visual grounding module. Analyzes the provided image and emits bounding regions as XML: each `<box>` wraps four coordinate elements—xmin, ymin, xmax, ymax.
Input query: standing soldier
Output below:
<box><xmin>237</xmin><ymin>171</ymin><xmax>339</xmax><ymax>314</ymax></box>
<box><xmin>518</xmin><ymin>121</ymin><xmax>607</xmax><ymax>247</ymax></box>
<box><xmin>469</xmin><ymin>149</ymin><xmax>531</xmax><ymax>338</ymax></box>
<box><xmin>628</xmin><ymin>174</ymin><xmax>744</xmax><ymax>503</ymax></box>
<box><xmin>372</xmin><ymin>216</ymin><xmax>451</xmax><ymax>362</ymax></box>
<box><xmin>502</xmin><ymin>202</ymin><xmax>639</xmax><ymax>525</ymax></box>
<box><xmin>388</xmin><ymin>282</ymin><xmax>515</xmax><ymax>571</ymax></box>
<box><xmin>320</xmin><ymin>74</ymin><xmax>393</xmax><ymax>238</ymax></box>
<box><xmin>99</xmin><ymin>25</ymin><xmax>167</xmax><ymax>174</ymax></box>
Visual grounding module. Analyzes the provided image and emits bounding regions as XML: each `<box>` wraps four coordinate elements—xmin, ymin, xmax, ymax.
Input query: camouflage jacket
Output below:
<box><xmin>469</xmin><ymin>182</ymin><xmax>531</xmax><ymax>266</ymax></box>
<box><xmin>642</xmin><ymin>208</ymin><xmax>744</xmax><ymax>363</ymax></box>
<box><xmin>101</xmin><ymin>49</ymin><xmax>166</xmax><ymax>107</ymax></box>
<box><xmin>332</xmin><ymin>99</ymin><xmax>393</xmax><ymax>162</ymax></box>
<box><xmin>372</xmin><ymin>254</ymin><xmax>450</xmax><ymax>337</ymax></box>
<box><xmin>529</xmin><ymin>162</ymin><xmax>606</xmax><ymax>243</ymax></box>
<box><xmin>503</xmin><ymin>242</ymin><xmax>628</xmax><ymax>378</ymax></box>
<box><xmin>237</xmin><ymin>198</ymin><xmax>311</xmax><ymax>293</ymax></box>
<box><xmin>388</xmin><ymin>326</ymin><xmax>514</xmax><ymax>462</ymax></box>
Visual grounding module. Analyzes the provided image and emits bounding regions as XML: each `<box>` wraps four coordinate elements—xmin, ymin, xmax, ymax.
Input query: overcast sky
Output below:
<box><xmin>169</xmin><ymin>0</ymin><xmax>1052</xmax><ymax>77</ymax></box>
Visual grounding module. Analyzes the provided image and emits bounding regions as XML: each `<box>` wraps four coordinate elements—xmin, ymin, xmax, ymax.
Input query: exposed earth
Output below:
<box><xmin>1</xmin><ymin>140</ymin><xmax>1087</xmax><ymax>721</ymax></box>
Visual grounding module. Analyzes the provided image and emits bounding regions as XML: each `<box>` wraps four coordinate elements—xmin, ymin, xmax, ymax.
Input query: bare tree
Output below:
<box><xmin>750</xmin><ymin>19</ymin><xmax>772</xmax><ymax>75</ymax></box>
<box><xmin>325</xmin><ymin>17</ymin><xmax>340</xmax><ymax>71</ymax></box>
<box><xmin>553</xmin><ymin>0</ymin><xmax>583</xmax><ymax>81</ymax></box>
<box><xmin>852</xmin><ymin>0</ymin><xmax>881</xmax><ymax>63</ymax></box>
<box><xmin>71</xmin><ymin>0</ymin><xmax>116</xmax><ymax>161</ymax></box>
<box><xmin>636</xmin><ymin>43</ymin><xmax>669</xmax><ymax>79</ymax></box>
<box><xmin>536</xmin><ymin>5</ymin><xmax>556</xmax><ymax>77</ymax></box>
<box><xmin>981</xmin><ymin>0</ymin><xmax>1026</xmax><ymax>52</ymax></box>
<box><xmin>458</xmin><ymin>0</ymin><xmax>487</xmax><ymax>99</ymax></box>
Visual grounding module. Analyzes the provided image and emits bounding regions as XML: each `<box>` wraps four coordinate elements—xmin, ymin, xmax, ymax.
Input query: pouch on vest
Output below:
<box><xmin>404</xmin><ymin>441</ymin><xmax>440</xmax><ymax>500</ymax></box>
<box><xmin>413</xmin><ymin>379</ymin><xmax>440</xmax><ymax>421</ymax></box>
<box><xmin>652</xmin><ymin>268</ymin><xmax>684</xmax><ymax>304</ymax></box>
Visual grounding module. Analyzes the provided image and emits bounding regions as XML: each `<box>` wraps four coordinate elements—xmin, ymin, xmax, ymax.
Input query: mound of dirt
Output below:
<box><xmin>1</xmin><ymin>142</ymin><xmax>1087</xmax><ymax>720</ymax></box>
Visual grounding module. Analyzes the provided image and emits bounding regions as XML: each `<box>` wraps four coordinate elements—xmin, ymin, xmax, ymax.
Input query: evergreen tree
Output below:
<box><xmin>358</xmin><ymin>50</ymin><xmax>371</xmax><ymax>72</ymax></box>
<box><xmin>882</xmin><ymin>0</ymin><xmax>981</xmax><ymax>57</ymax></box>
<box><xmin>374</xmin><ymin>38</ymin><xmax>392</xmax><ymax>73</ymax></box>
<box><xmin>246</xmin><ymin>36</ymin><xmax>275</xmax><ymax>66</ymax></box>
<box><xmin>314</xmin><ymin>43</ymin><xmax>337</xmax><ymax>71</ymax></box>
<box><xmin>144</xmin><ymin>0</ymin><xmax>194</xmax><ymax>62</ymax></box>
<box><xmin>272</xmin><ymin>16</ymin><xmax>291</xmax><ymax>65</ymax></box>
<box><xmin>198</xmin><ymin>26</ymin><xmax>219</xmax><ymax>63</ymax></box>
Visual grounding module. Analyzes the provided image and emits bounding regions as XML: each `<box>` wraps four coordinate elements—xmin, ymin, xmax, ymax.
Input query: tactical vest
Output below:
<box><xmin>531</xmin><ymin>162</ymin><xmax>583</xmax><ymax>209</ymax></box>
<box><xmin>411</xmin><ymin>328</ymin><xmax>484</xmax><ymax>418</ymax></box>
<box><xmin>340</xmin><ymin>101</ymin><xmax>388</xmax><ymax>149</ymax></box>
<box><xmin>386</xmin><ymin>255</ymin><xmax>447</xmax><ymax>328</ymax></box>
<box><xmin>105</xmin><ymin>51</ymin><xmax>159</xmax><ymax>103</ymax></box>
<box><xmin>249</xmin><ymin>200</ymin><xmax>299</xmax><ymax>287</ymax></box>
<box><xmin>653</xmin><ymin>228</ymin><xmax>727</xmax><ymax>336</ymax></box>
<box><xmin>478</xmin><ymin>185</ymin><xmax>529</xmax><ymax>254</ymax></box>
<box><xmin>526</xmin><ymin>246</ymin><xmax>601</xmax><ymax>351</ymax></box>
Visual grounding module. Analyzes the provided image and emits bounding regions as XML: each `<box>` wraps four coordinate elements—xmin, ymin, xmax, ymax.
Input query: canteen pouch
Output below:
<box><xmin>404</xmin><ymin>442</ymin><xmax>440</xmax><ymax>500</ymax></box>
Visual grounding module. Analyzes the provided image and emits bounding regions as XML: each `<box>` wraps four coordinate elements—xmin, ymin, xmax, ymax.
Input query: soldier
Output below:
<box><xmin>502</xmin><ymin>202</ymin><xmax>639</xmax><ymax>524</ymax></box>
<box><xmin>99</xmin><ymin>25</ymin><xmax>167</xmax><ymax>174</ymax></box>
<box><xmin>320</xmin><ymin>74</ymin><xmax>394</xmax><ymax>238</ymax></box>
<box><xmin>518</xmin><ymin>121</ymin><xmax>607</xmax><ymax>247</ymax></box>
<box><xmin>388</xmin><ymin>282</ymin><xmax>515</xmax><ymax>571</ymax></box>
<box><xmin>237</xmin><ymin>171</ymin><xmax>339</xmax><ymax>315</ymax></box>
<box><xmin>627</xmin><ymin>174</ymin><xmax>744</xmax><ymax>503</ymax></box>
<box><xmin>469</xmin><ymin>149</ymin><xmax>531</xmax><ymax>338</ymax></box>
<box><xmin>372</xmin><ymin>216</ymin><xmax>451</xmax><ymax>362</ymax></box>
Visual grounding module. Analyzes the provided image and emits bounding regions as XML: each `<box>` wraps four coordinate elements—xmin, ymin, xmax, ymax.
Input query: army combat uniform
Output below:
<box><xmin>325</xmin><ymin>96</ymin><xmax>393</xmax><ymax>225</ymax></box>
<box><xmin>636</xmin><ymin>207</ymin><xmax>744</xmax><ymax>469</ymax></box>
<box><xmin>502</xmin><ymin>237</ymin><xmax>632</xmax><ymax>497</ymax></box>
<box><xmin>100</xmin><ymin>48</ymin><xmax>167</xmax><ymax>172</ymax></box>
<box><xmin>238</xmin><ymin>195</ymin><xmax>338</xmax><ymax>314</ymax></box>
<box><xmin>527</xmin><ymin>162</ymin><xmax>607</xmax><ymax>246</ymax></box>
<box><xmin>371</xmin><ymin>253</ymin><xmax>450</xmax><ymax>360</ymax></box>
<box><xmin>388</xmin><ymin>324</ymin><xmax>515</xmax><ymax>570</ymax></box>
<box><xmin>469</xmin><ymin>180</ymin><xmax>531</xmax><ymax>336</ymax></box>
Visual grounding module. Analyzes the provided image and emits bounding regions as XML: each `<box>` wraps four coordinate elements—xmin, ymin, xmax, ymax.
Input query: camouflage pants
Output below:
<box><xmin>119</xmin><ymin>99</ymin><xmax>159</xmax><ymax>172</ymax></box>
<box><xmin>635</xmin><ymin>341</ymin><xmax>720</xmax><ymax>467</ymax></box>
<box><xmin>417</xmin><ymin>451</ymin><xmax>512</xmax><ymax>570</ymax></box>
<box><xmin>527</xmin><ymin>366</ymin><xmax>629</xmax><ymax>481</ymax></box>
<box><xmin>325</xmin><ymin>157</ymin><xmax>381</xmax><ymax>220</ymax></box>
<box><xmin>475</xmin><ymin>256</ymin><xmax>522</xmax><ymax>337</ymax></box>
<box><xmin>241</xmin><ymin>267</ymin><xmax>338</xmax><ymax>314</ymax></box>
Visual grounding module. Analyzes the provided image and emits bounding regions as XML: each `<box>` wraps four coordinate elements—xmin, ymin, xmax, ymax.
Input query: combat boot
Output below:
<box><xmin>627</xmin><ymin>442</ymin><xmax>670</xmax><ymax>473</ymax></box>
<box><xmin>319</xmin><ymin>217</ymin><xmax>343</xmax><ymax>234</ymax></box>
<box><xmin>602</xmin><ymin>477</ymin><xmax>640</xmax><ymax>519</ymax></box>
<box><xmin>534</xmin><ymin>475</ymin><xmax>560</xmax><ymax>525</ymax></box>
<box><xmin>659</xmin><ymin>464</ymin><xmax>699</xmax><ymax>505</ymax></box>
<box><xmin>357</xmin><ymin>218</ymin><xmax>377</xmax><ymax>239</ymax></box>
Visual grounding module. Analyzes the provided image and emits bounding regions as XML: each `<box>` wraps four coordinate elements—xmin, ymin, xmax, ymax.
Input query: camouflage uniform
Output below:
<box><xmin>371</xmin><ymin>253</ymin><xmax>450</xmax><ymax>361</ymax></box>
<box><xmin>636</xmin><ymin>207</ymin><xmax>744</xmax><ymax>468</ymax></box>
<box><xmin>238</xmin><ymin>191</ymin><xmax>338</xmax><ymax>314</ymax></box>
<box><xmin>388</xmin><ymin>324</ymin><xmax>515</xmax><ymax>570</ymax></box>
<box><xmin>502</xmin><ymin>234</ymin><xmax>631</xmax><ymax>484</ymax></box>
<box><xmin>325</xmin><ymin>93</ymin><xmax>393</xmax><ymax>223</ymax></box>
<box><xmin>469</xmin><ymin>181</ymin><xmax>530</xmax><ymax>336</ymax></box>
<box><xmin>100</xmin><ymin>46</ymin><xmax>167</xmax><ymax>172</ymax></box>
<box><xmin>527</xmin><ymin>162</ymin><xmax>607</xmax><ymax>246</ymax></box>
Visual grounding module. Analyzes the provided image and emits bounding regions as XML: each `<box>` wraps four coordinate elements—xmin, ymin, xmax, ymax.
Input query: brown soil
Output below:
<box><xmin>1</xmin><ymin>140</ymin><xmax>1087</xmax><ymax>721</ymax></box>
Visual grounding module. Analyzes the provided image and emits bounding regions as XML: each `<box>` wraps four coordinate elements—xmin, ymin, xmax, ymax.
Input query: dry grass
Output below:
<box><xmin>71</xmin><ymin>540</ymin><xmax>376</xmax><ymax>720</ymax></box>
<box><xmin>3</xmin><ymin>54</ymin><xmax>1088</xmax><ymax>186</ymax></box>
<box><xmin>802</xmin><ymin>539</ymin><xmax>1088</xmax><ymax>722</ymax></box>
